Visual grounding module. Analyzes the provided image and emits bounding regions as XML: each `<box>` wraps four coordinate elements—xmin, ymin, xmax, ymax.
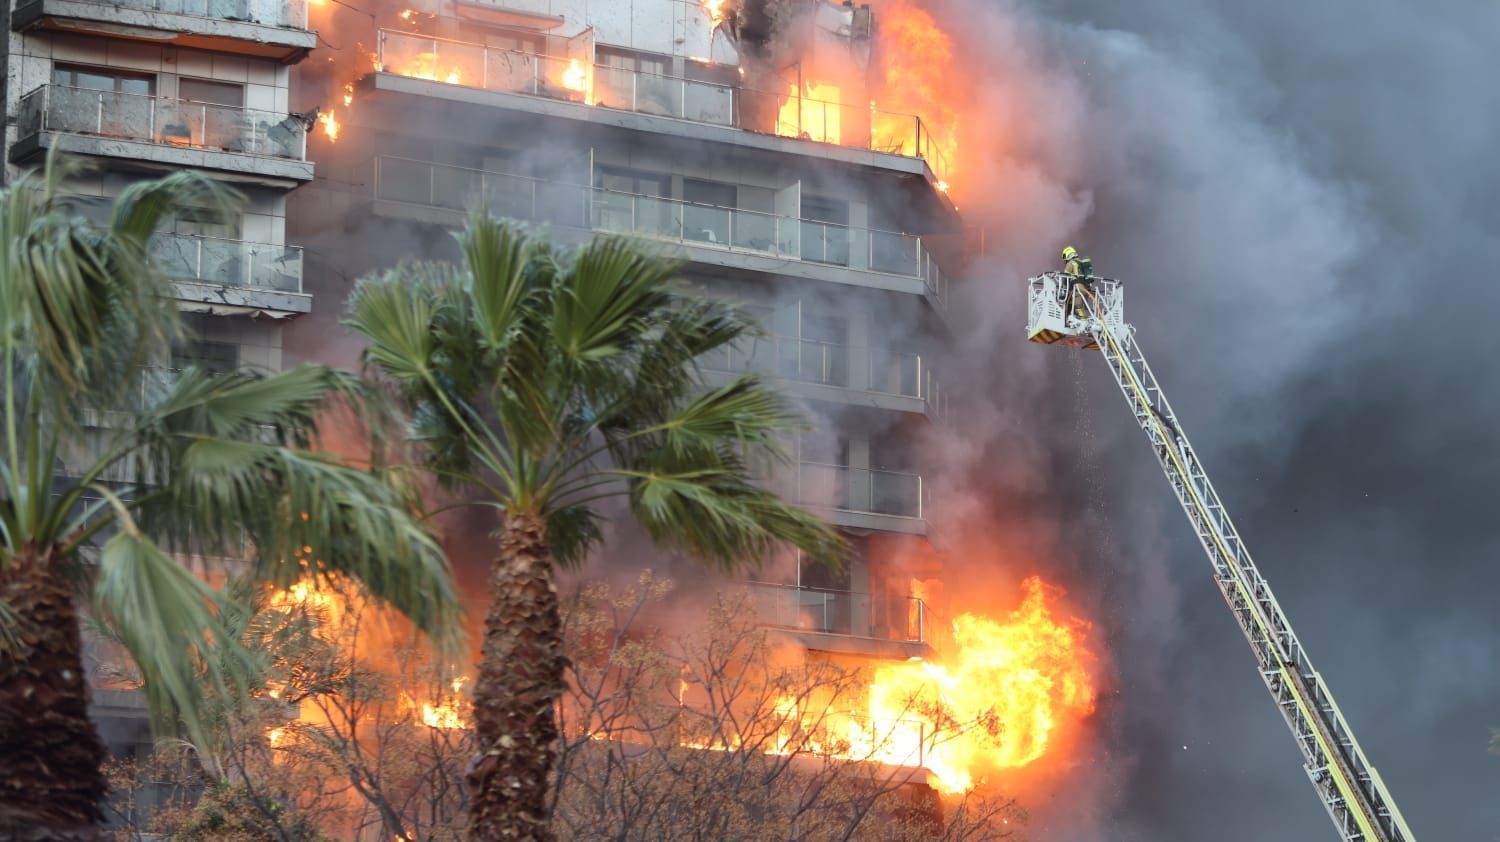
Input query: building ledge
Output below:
<box><xmin>770</xmin><ymin>628</ymin><xmax>930</xmax><ymax>660</ymax></box>
<box><xmin>822</xmin><ymin>508</ymin><xmax>926</xmax><ymax>535</ymax></box>
<box><xmin>366</xmin><ymin>72</ymin><xmax>937</xmax><ymax>185</ymax></box>
<box><xmin>12</xmin><ymin>0</ymin><xmax>315</xmax><ymax>61</ymax></box>
<box><xmin>10</xmin><ymin>131</ymin><xmax>313</xmax><ymax>188</ymax></box>
<box><xmin>172</xmin><ymin>279</ymin><xmax>311</xmax><ymax>315</ymax></box>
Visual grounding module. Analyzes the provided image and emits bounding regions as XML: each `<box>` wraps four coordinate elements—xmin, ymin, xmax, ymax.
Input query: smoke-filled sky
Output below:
<box><xmin>930</xmin><ymin>0</ymin><xmax>1499</xmax><ymax>838</ymax></box>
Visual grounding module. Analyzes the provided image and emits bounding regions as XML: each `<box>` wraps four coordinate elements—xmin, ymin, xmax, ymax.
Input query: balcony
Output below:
<box><xmin>747</xmin><ymin>582</ymin><xmax>928</xmax><ymax>658</ymax></box>
<box><xmin>151</xmin><ymin>233</ymin><xmax>310</xmax><ymax>313</ymax></box>
<box><xmin>12</xmin><ymin>0</ymin><xmax>315</xmax><ymax>61</ymax></box>
<box><xmin>699</xmin><ymin>336</ymin><xmax>944</xmax><ymax>419</ymax></box>
<box><xmin>12</xmin><ymin>85</ymin><xmax>315</xmax><ymax>186</ymax></box>
<box><xmin>367</xmin><ymin>156</ymin><xmax>949</xmax><ymax>307</ymax></box>
<box><xmin>372</xmin><ymin>29</ymin><xmax>950</xmax><ymax>185</ymax></box>
<box><xmin>780</xmin><ymin>462</ymin><xmax>925</xmax><ymax>535</ymax></box>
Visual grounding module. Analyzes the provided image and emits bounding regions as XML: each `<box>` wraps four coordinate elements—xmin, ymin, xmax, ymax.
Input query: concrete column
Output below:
<box><xmin>847</xmin><ymin>200</ymin><xmax>871</xmax><ymax>271</ymax></box>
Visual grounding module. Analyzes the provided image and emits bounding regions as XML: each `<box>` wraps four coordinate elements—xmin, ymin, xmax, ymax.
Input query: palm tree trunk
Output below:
<box><xmin>0</xmin><ymin>549</ymin><xmax>106</xmax><ymax>839</ymax></box>
<box><xmin>466</xmin><ymin>510</ymin><xmax>565</xmax><ymax>841</ymax></box>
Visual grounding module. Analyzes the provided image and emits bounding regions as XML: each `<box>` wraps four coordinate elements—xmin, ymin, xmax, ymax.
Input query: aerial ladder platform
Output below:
<box><xmin>1026</xmin><ymin>272</ymin><xmax>1417</xmax><ymax>842</ymax></box>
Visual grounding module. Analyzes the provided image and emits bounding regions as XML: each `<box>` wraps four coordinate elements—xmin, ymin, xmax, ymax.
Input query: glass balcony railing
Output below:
<box><xmin>368</xmin><ymin>157</ymin><xmax>949</xmax><ymax>304</ymax></box>
<box><xmin>17</xmin><ymin>85</ymin><xmax>309</xmax><ymax>161</ymax></box>
<box><xmin>374</xmin><ymin>29</ymin><xmax>951</xmax><ymax>184</ymax></box>
<box><xmin>50</xmin><ymin>0</ymin><xmax>309</xmax><ymax>29</ymax></box>
<box><xmin>747</xmin><ymin>582</ymin><xmax>926</xmax><ymax>644</ymax></box>
<box><xmin>699</xmin><ymin>335</ymin><xmax>942</xmax><ymax>414</ymax></box>
<box><xmin>781</xmin><ymin>462</ymin><xmax>924</xmax><ymax>520</ymax></box>
<box><xmin>150</xmin><ymin>233</ymin><xmax>304</xmax><ymax>293</ymax></box>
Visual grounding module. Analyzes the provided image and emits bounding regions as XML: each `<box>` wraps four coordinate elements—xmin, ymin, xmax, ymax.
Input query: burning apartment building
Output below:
<box><xmin>281</xmin><ymin>0</ymin><xmax>978</xmax><ymax>779</ymax></box>
<box><xmin>0</xmin><ymin>0</ymin><xmax>1099</xmax><ymax>828</ymax></box>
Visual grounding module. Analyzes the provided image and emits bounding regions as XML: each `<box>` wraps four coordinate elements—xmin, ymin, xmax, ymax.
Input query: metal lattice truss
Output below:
<box><xmin>1026</xmin><ymin>276</ymin><xmax>1417</xmax><ymax>842</ymax></box>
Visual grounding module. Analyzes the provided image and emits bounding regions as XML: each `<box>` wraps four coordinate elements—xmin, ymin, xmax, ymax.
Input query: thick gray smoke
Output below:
<box><xmin>926</xmin><ymin>0</ymin><xmax>1500</xmax><ymax>838</ymax></box>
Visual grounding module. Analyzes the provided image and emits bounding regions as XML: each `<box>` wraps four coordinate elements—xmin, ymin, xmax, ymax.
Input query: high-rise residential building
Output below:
<box><xmin>0</xmin><ymin>0</ymin><xmax>962</xmax><ymax>814</ymax></box>
<box><xmin>0</xmin><ymin>0</ymin><xmax>317</xmax><ymax>790</ymax></box>
<box><xmin>286</xmin><ymin>0</ymin><xmax>960</xmax><ymax>664</ymax></box>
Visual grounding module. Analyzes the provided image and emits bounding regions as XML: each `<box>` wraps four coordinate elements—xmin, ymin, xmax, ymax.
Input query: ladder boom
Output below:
<box><xmin>1026</xmin><ymin>273</ymin><xmax>1416</xmax><ymax>842</ymax></box>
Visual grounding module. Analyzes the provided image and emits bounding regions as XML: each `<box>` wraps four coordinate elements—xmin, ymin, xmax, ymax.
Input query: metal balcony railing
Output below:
<box><xmin>370</xmin><ymin>156</ymin><xmax>949</xmax><ymax>305</ymax></box>
<box><xmin>17</xmin><ymin>85</ymin><xmax>309</xmax><ymax>161</ymax></box>
<box><xmin>785</xmin><ymin>462</ymin><xmax>924</xmax><ymax>520</ymax></box>
<box><xmin>150</xmin><ymin>233</ymin><xmax>304</xmax><ymax>293</ymax></box>
<box><xmin>51</xmin><ymin>0</ymin><xmax>309</xmax><ymax>28</ymax></box>
<box><xmin>374</xmin><ymin>29</ymin><xmax>951</xmax><ymax>184</ymax></box>
<box><xmin>747</xmin><ymin>582</ymin><xmax>926</xmax><ymax>644</ymax></box>
<box><xmin>699</xmin><ymin>335</ymin><xmax>943</xmax><ymax>414</ymax></box>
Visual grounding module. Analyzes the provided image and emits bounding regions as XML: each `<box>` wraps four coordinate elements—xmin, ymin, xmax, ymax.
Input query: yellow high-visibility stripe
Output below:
<box><xmin>1091</xmin><ymin>300</ymin><xmax>1385</xmax><ymax>842</ymax></box>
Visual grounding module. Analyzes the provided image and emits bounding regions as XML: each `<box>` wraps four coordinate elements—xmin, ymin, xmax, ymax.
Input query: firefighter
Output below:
<box><xmin>1061</xmin><ymin>246</ymin><xmax>1094</xmax><ymax>318</ymax></box>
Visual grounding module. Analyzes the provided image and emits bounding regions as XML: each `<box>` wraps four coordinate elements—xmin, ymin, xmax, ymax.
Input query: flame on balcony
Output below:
<box><xmin>317</xmin><ymin>109</ymin><xmax>340</xmax><ymax>142</ymax></box>
<box><xmin>741</xmin><ymin>576</ymin><xmax>1095</xmax><ymax>794</ymax></box>
<box><xmin>777</xmin><ymin>81</ymin><xmax>842</xmax><ymax>144</ymax></box>
<box><xmin>382</xmin><ymin>50</ymin><xmax>463</xmax><ymax>85</ymax></box>
<box><xmin>403</xmin><ymin>676</ymin><xmax>471</xmax><ymax>730</ymax></box>
<box><xmin>562</xmin><ymin>60</ymin><xmax>587</xmax><ymax>95</ymax></box>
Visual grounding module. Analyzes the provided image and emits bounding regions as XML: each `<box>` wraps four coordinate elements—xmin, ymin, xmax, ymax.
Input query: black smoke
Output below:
<box><xmin>928</xmin><ymin>0</ymin><xmax>1500</xmax><ymax>838</ymax></box>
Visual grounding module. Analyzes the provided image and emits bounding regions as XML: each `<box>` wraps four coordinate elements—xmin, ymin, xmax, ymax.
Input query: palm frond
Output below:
<box><xmin>459</xmin><ymin>212</ymin><xmax>533</xmax><ymax>352</ymax></box>
<box><xmin>546</xmin><ymin>503</ymin><xmax>603</xmax><ymax>569</ymax></box>
<box><xmin>346</xmin><ymin>270</ymin><xmax>442</xmax><ymax>388</ymax></box>
<box><xmin>553</xmin><ymin>235</ymin><xmax>679</xmax><ymax>364</ymax></box>
<box><xmin>93</xmin><ymin>529</ymin><xmax>257</xmax><ymax>752</ymax></box>
<box><xmin>622</xmin><ymin>467</ymin><xmax>845</xmax><ymax>573</ymax></box>
<box><xmin>162</xmin><ymin>437</ymin><xmax>459</xmax><ymax>649</ymax></box>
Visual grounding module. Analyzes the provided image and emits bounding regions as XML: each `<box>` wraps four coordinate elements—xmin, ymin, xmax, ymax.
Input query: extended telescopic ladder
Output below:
<box><xmin>1026</xmin><ymin>272</ymin><xmax>1416</xmax><ymax>842</ymax></box>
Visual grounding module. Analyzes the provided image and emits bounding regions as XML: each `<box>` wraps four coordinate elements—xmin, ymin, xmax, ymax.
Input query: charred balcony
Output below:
<box><xmin>366</xmin><ymin>29</ymin><xmax>951</xmax><ymax>193</ymax></box>
<box><xmin>364</xmin><ymin>156</ymin><xmax>950</xmax><ymax>311</ymax></box>
<box><xmin>747</xmin><ymin>582</ymin><xmax>930</xmax><ymax>660</ymax></box>
<box><xmin>12</xmin><ymin>85</ymin><xmax>314</xmax><ymax>188</ymax></box>
<box><xmin>12</xmin><ymin>0</ymin><xmax>315</xmax><ymax>62</ymax></box>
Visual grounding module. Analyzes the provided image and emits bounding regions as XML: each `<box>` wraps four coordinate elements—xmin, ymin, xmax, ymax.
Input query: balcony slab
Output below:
<box><xmin>772</xmin><ymin>628</ymin><xmax>930</xmax><ymax>660</ymax></box>
<box><xmin>13</xmin><ymin>0</ymin><xmax>315</xmax><ymax>61</ymax></box>
<box><xmin>172</xmin><ymin>279</ymin><xmax>310</xmax><ymax>315</ymax></box>
<box><xmin>367</xmin><ymin>72</ymin><xmax>937</xmax><ymax>184</ymax></box>
<box><xmin>10</xmin><ymin>130</ymin><xmax>314</xmax><ymax>188</ymax></box>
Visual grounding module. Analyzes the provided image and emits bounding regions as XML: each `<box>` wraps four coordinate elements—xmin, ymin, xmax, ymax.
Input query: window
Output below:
<box><xmin>801</xmin><ymin>195</ymin><xmax>850</xmax><ymax>265</ymax></box>
<box><xmin>53</xmin><ymin>64</ymin><xmax>155</xmax><ymax>96</ymax></box>
<box><xmin>178</xmin><ymin>78</ymin><xmax>244</xmax><ymax>108</ymax></box>
<box><xmin>593</xmin><ymin>166</ymin><xmax>672</xmax><ymax>237</ymax></box>
<box><xmin>682</xmin><ymin>179</ymin><xmax>735</xmax><ymax>245</ymax></box>
<box><xmin>795</xmin><ymin>314</ymin><xmax>849</xmax><ymax>385</ymax></box>
<box><xmin>171</xmin><ymin>339</ymin><xmax>239</xmax><ymax>374</ymax></box>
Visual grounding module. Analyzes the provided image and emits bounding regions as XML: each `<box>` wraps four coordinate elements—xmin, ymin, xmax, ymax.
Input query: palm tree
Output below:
<box><xmin>0</xmin><ymin>160</ymin><xmax>459</xmax><ymax>839</ymax></box>
<box><xmin>345</xmin><ymin>215</ymin><xmax>845</xmax><ymax>841</ymax></box>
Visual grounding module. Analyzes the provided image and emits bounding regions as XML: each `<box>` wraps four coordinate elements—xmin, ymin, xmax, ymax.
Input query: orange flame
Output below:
<box><xmin>777</xmin><ymin>82</ymin><xmax>842</xmax><ymax>144</ymax></box>
<box><xmin>384</xmin><ymin>50</ymin><xmax>463</xmax><ymax>85</ymax></box>
<box><xmin>317</xmin><ymin>109</ymin><xmax>340</xmax><ymax>142</ymax></box>
<box><xmin>743</xmin><ymin>577</ymin><xmax>1096</xmax><ymax>794</ymax></box>
<box><xmin>866</xmin><ymin>576</ymin><xmax>1096</xmax><ymax>792</ymax></box>
<box><xmin>703</xmin><ymin>0</ymin><xmax>727</xmax><ymax>31</ymax></box>
<box><xmin>402</xmin><ymin>676</ymin><xmax>470</xmax><ymax>730</ymax></box>
<box><xmin>870</xmin><ymin>0</ymin><xmax>959</xmax><ymax>186</ymax></box>
<box><xmin>562</xmin><ymin>59</ymin><xmax>587</xmax><ymax>93</ymax></box>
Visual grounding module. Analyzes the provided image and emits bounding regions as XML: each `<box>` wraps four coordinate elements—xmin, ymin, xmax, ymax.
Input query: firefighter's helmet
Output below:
<box><xmin>1061</xmin><ymin>246</ymin><xmax>1078</xmax><ymax>260</ymax></box>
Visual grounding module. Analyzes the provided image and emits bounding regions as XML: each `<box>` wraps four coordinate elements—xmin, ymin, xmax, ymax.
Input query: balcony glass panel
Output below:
<box><xmin>19</xmin><ymin>85</ymin><xmax>307</xmax><ymax>160</ymax></box>
<box><xmin>150</xmin><ymin>233</ymin><xmax>303</xmax><ymax>292</ymax></box>
<box><xmin>746</xmin><ymin>582</ymin><xmax>926</xmax><ymax>643</ymax></box>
